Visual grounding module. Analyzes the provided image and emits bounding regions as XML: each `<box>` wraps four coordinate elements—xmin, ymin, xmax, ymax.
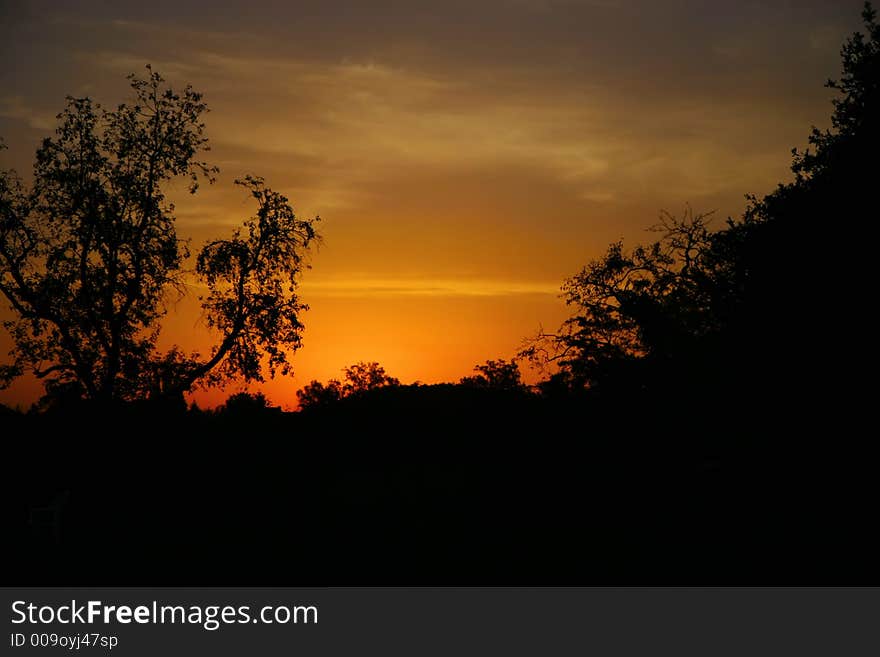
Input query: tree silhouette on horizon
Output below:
<box><xmin>296</xmin><ymin>361</ymin><xmax>400</xmax><ymax>410</ymax></box>
<box><xmin>524</xmin><ymin>2</ymin><xmax>880</xmax><ymax>413</ymax></box>
<box><xmin>0</xmin><ymin>67</ymin><xmax>319</xmax><ymax>403</ymax></box>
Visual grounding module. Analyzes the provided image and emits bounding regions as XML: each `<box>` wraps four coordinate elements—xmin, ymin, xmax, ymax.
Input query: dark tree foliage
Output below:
<box><xmin>791</xmin><ymin>2</ymin><xmax>879</xmax><ymax>183</ymax></box>
<box><xmin>528</xmin><ymin>4</ymin><xmax>880</xmax><ymax>414</ymax></box>
<box><xmin>523</xmin><ymin>210</ymin><xmax>718</xmax><ymax>391</ymax></box>
<box><xmin>0</xmin><ymin>68</ymin><xmax>318</xmax><ymax>403</ymax></box>
<box><xmin>296</xmin><ymin>378</ymin><xmax>345</xmax><ymax>409</ymax></box>
<box><xmin>459</xmin><ymin>358</ymin><xmax>526</xmax><ymax>391</ymax></box>
<box><xmin>184</xmin><ymin>176</ymin><xmax>317</xmax><ymax>390</ymax></box>
<box><xmin>221</xmin><ymin>391</ymin><xmax>277</xmax><ymax>415</ymax></box>
<box><xmin>340</xmin><ymin>361</ymin><xmax>401</xmax><ymax>395</ymax></box>
<box><xmin>296</xmin><ymin>361</ymin><xmax>400</xmax><ymax>410</ymax></box>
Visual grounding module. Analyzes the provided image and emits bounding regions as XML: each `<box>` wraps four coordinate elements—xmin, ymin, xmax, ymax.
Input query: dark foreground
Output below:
<box><xmin>2</xmin><ymin>384</ymin><xmax>874</xmax><ymax>585</ymax></box>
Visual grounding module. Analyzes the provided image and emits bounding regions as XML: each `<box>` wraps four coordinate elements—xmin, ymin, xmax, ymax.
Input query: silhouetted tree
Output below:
<box><xmin>296</xmin><ymin>361</ymin><xmax>399</xmax><ymax>410</ymax></box>
<box><xmin>528</xmin><ymin>3</ymin><xmax>880</xmax><ymax>406</ymax></box>
<box><xmin>29</xmin><ymin>380</ymin><xmax>87</xmax><ymax>414</ymax></box>
<box><xmin>0</xmin><ymin>67</ymin><xmax>318</xmax><ymax>403</ymax></box>
<box><xmin>222</xmin><ymin>391</ymin><xmax>276</xmax><ymax>415</ymax></box>
<box><xmin>790</xmin><ymin>2</ymin><xmax>879</xmax><ymax>186</ymax></box>
<box><xmin>460</xmin><ymin>359</ymin><xmax>526</xmax><ymax>391</ymax></box>
<box><xmin>296</xmin><ymin>379</ymin><xmax>344</xmax><ymax>409</ymax></box>
<box><xmin>523</xmin><ymin>209</ymin><xmax>718</xmax><ymax>390</ymax></box>
<box><xmin>340</xmin><ymin>361</ymin><xmax>400</xmax><ymax>396</ymax></box>
<box><xmin>712</xmin><ymin>2</ymin><xmax>880</xmax><ymax>414</ymax></box>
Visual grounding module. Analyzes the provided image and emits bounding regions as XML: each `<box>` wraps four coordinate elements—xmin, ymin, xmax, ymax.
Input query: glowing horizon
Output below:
<box><xmin>0</xmin><ymin>0</ymin><xmax>863</xmax><ymax>409</ymax></box>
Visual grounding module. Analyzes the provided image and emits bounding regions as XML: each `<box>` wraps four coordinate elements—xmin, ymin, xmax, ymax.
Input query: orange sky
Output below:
<box><xmin>0</xmin><ymin>0</ymin><xmax>863</xmax><ymax>409</ymax></box>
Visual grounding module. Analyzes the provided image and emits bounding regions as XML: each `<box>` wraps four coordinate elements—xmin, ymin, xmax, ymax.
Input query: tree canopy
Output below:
<box><xmin>296</xmin><ymin>361</ymin><xmax>400</xmax><ymax>410</ymax></box>
<box><xmin>459</xmin><ymin>359</ymin><xmax>526</xmax><ymax>391</ymax></box>
<box><xmin>526</xmin><ymin>3</ymin><xmax>880</xmax><ymax>409</ymax></box>
<box><xmin>0</xmin><ymin>67</ymin><xmax>318</xmax><ymax>403</ymax></box>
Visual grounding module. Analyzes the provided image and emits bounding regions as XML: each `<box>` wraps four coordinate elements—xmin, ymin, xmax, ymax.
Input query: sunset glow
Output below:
<box><xmin>0</xmin><ymin>0</ymin><xmax>862</xmax><ymax>408</ymax></box>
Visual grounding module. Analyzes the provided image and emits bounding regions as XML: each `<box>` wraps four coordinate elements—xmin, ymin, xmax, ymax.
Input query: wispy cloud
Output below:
<box><xmin>300</xmin><ymin>276</ymin><xmax>559</xmax><ymax>298</ymax></box>
<box><xmin>182</xmin><ymin>272</ymin><xmax>558</xmax><ymax>299</ymax></box>
<box><xmin>58</xmin><ymin>6</ymin><xmax>842</xmax><ymax>219</ymax></box>
<box><xmin>0</xmin><ymin>96</ymin><xmax>55</xmax><ymax>130</ymax></box>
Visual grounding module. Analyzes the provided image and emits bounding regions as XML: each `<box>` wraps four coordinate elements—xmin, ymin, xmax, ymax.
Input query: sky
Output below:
<box><xmin>0</xmin><ymin>0</ymin><xmax>865</xmax><ymax>408</ymax></box>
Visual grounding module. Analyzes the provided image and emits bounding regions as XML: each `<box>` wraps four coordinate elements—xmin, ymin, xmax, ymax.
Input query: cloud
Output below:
<box><xmin>181</xmin><ymin>270</ymin><xmax>558</xmax><ymax>300</ymax></box>
<box><xmin>300</xmin><ymin>276</ymin><xmax>559</xmax><ymax>298</ymax></box>
<box><xmin>2</xmin><ymin>2</ymin><xmax>859</xmax><ymax>269</ymax></box>
<box><xmin>0</xmin><ymin>96</ymin><xmax>55</xmax><ymax>130</ymax></box>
